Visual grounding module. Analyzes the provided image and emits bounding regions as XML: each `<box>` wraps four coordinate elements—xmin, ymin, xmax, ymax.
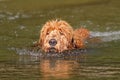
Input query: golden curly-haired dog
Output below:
<box><xmin>39</xmin><ymin>20</ymin><xmax>89</xmax><ymax>52</ymax></box>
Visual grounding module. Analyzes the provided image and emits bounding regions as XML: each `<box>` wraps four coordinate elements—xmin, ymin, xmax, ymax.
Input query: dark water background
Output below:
<box><xmin>0</xmin><ymin>0</ymin><xmax>120</xmax><ymax>80</ymax></box>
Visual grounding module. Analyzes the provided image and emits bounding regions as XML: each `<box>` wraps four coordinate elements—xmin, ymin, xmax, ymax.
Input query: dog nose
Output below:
<box><xmin>49</xmin><ymin>39</ymin><xmax>57</xmax><ymax>46</ymax></box>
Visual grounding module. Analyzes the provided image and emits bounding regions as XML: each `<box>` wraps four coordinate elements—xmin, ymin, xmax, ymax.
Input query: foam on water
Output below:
<box><xmin>90</xmin><ymin>31</ymin><xmax>120</xmax><ymax>42</ymax></box>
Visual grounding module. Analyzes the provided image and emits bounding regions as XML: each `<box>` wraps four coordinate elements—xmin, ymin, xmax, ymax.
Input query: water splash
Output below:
<box><xmin>9</xmin><ymin>47</ymin><xmax>87</xmax><ymax>59</ymax></box>
<box><xmin>90</xmin><ymin>31</ymin><xmax>120</xmax><ymax>42</ymax></box>
<box><xmin>9</xmin><ymin>31</ymin><xmax>120</xmax><ymax>57</ymax></box>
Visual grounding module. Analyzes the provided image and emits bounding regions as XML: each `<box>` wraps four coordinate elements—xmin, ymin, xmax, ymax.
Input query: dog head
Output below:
<box><xmin>39</xmin><ymin>20</ymin><xmax>73</xmax><ymax>52</ymax></box>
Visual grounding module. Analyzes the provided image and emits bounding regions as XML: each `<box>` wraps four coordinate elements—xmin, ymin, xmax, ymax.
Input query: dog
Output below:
<box><xmin>39</xmin><ymin>20</ymin><xmax>90</xmax><ymax>52</ymax></box>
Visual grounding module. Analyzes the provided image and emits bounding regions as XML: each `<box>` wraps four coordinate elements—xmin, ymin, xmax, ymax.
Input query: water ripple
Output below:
<box><xmin>91</xmin><ymin>31</ymin><xmax>120</xmax><ymax>42</ymax></box>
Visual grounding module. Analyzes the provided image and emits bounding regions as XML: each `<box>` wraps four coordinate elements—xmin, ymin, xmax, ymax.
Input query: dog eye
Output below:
<box><xmin>46</xmin><ymin>32</ymin><xmax>49</xmax><ymax>35</ymax></box>
<box><xmin>60</xmin><ymin>32</ymin><xmax>64</xmax><ymax>35</ymax></box>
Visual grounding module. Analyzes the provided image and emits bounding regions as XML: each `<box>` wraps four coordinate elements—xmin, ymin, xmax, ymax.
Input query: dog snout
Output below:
<box><xmin>49</xmin><ymin>39</ymin><xmax>57</xmax><ymax>46</ymax></box>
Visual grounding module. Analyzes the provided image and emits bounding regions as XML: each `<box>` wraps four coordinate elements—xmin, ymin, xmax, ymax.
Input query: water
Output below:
<box><xmin>0</xmin><ymin>0</ymin><xmax>120</xmax><ymax>80</ymax></box>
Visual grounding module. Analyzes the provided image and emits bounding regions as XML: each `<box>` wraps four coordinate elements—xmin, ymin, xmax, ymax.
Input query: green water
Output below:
<box><xmin>0</xmin><ymin>0</ymin><xmax>120</xmax><ymax>80</ymax></box>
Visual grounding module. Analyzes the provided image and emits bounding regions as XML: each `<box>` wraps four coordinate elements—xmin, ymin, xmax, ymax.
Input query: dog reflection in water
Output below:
<box><xmin>40</xmin><ymin>59</ymin><xmax>79</xmax><ymax>79</ymax></box>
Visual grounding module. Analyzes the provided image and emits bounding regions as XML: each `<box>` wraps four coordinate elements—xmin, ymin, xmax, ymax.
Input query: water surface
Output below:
<box><xmin>0</xmin><ymin>0</ymin><xmax>120</xmax><ymax>80</ymax></box>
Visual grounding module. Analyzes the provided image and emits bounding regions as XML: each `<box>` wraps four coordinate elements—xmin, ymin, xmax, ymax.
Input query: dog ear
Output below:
<box><xmin>39</xmin><ymin>24</ymin><xmax>47</xmax><ymax>47</ymax></box>
<box><xmin>59</xmin><ymin>21</ymin><xmax>73</xmax><ymax>40</ymax></box>
<box><xmin>39</xmin><ymin>38</ymin><xmax>42</xmax><ymax>47</ymax></box>
<box><xmin>39</xmin><ymin>30</ymin><xmax>46</xmax><ymax>48</ymax></box>
<box><xmin>39</xmin><ymin>29</ymin><xmax>44</xmax><ymax>47</ymax></box>
<box><xmin>67</xmin><ymin>38</ymin><xmax>74</xmax><ymax>49</ymax></box>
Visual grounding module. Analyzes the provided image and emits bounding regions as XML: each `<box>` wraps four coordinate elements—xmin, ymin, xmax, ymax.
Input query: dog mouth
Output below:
<box><xmin>48</xmin><ymin>47</ymin><xmax>57</xmax><ymax>52</ymax></box>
